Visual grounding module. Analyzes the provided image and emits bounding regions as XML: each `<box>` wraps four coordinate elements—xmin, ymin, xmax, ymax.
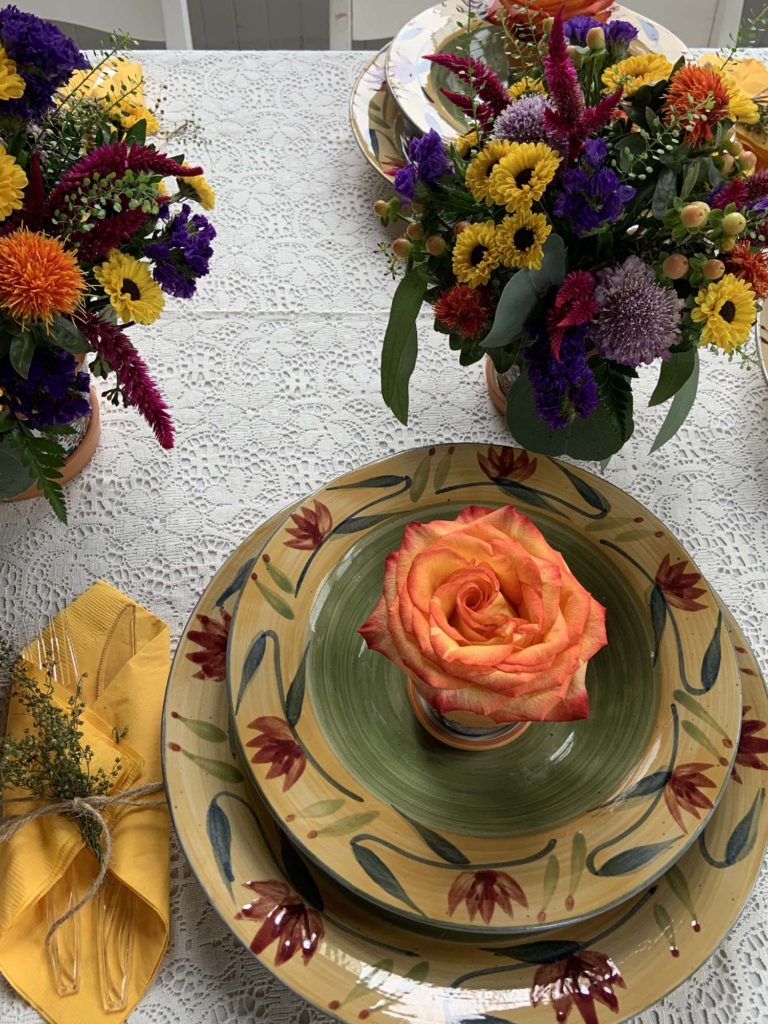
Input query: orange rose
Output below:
<box><xmin>359</xmin><ymin>506</ymin><xmax>607</xmax><ymax>723</ymax></box>
<box><xmin>487</xmin><ymin>0</ymin><xmax>613</xmax><ymax>28</ymax></box>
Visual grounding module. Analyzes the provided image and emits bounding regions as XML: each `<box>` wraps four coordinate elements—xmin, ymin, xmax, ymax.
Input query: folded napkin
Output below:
<box><xmin>0</xmin><ymin>581</ymin><xmax>170</xmax><ymax>1024</ymax></box>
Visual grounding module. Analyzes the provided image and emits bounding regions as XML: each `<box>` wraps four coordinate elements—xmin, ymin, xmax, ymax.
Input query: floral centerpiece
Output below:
<box><xmin>0</xmin><ymin>6</ymin><xmax>215</xmax><ymax>520</ymax></box>
<box><xmin>375</xmin><ymin>8</ymin><xmax>768</xmax><ymax>460</ymax></box>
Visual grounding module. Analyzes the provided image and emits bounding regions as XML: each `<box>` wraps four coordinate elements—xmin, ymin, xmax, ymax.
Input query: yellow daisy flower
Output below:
<box><xmin>120</xmin><ymin>103</ymin><xmax>160</xmax><ymax>135</ymax></box>
<box><xmin>94</xmin><ymin>250</ymin><xmax>165</xmax><ymax>325</ymax></box>
<box><xmin>493</xmin><ymin>209</ymin><xmax>551</xmax><ymax>270</ymax></box>
<box><xmin>0</xmin><ymin>145</ymin><xmax>27</xmax><ymax>221</ymax></box>
<box><xmin>508</xmin><ymin>76</ymin><xmax>546</xmax><ymax>102</ymax></box>
<box><xmin>181</xmin><ymin>172</ymin><xmax>215</xmax><ymax>210</ymax></box>
<box><xmin>454</xmin><ymin>130</ymin><xmax>479</xmax><ymax>159</ymax></box>
<box><xmin>488</xmin><ymin>142</ymin><xmax>561</xmax><ymax>213</ymax></box>
<box><xmin>691</xmin><ymin>273</ymin><xmax>755</xmax><ymax>352</ymax></box>
<box><xmin>0</xmin><ymin>46</ymin><xmax>24</xmax><ymax>101</ymax></box>
<box><xmin>452</xmin><ymin>222</ymin><xmax>500</xmax><ymax>288</ymax></box>
<box><xmin>603</xmin><ymin>54</ymin><xmax>673</xmax><ymax>96</ymax></box>
<box><xmin>724</xmin><ymin>79</ymin><xmax>759</xmax><ymax>125</ymax></box>
<box><xmin>465</xmin><ymin>141</ymin><xmax>516</xmax><ymax>205</ymax></box>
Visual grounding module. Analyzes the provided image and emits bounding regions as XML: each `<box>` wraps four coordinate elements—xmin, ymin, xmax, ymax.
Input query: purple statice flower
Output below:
<box><xmin>591</xmin><ymin>255</ymin><xmax>684</xmax><ymax>366</ymax></box>
<box><xmin>553</xmin><ymin>137</ymin><xmax>636</xmax><ymax>236</ymax></box>
<box><xmin>564</xmin><ymin>15</ymin><xmax>601</xmax><ymax>45</ymax></box>
<box><xmin>525</xmin><ymin>322</ymin><xmax>599</xmax><ymax>431</ymax></box>
<box><xmin>0</xmin><ymin>5</ymin><xmax>88</xmax><ymax>118</ymax></box>
<box><xmin>605</xmin><ymin>20</ymin><xmax>638</xmax><ymax>48</ymax></box>
<box><xmin>492</xmin><ymin>95</ymin><xmax>550</xmax><ymax>145</ymax></box>
<box><xmin>146</xmin><ymin>203</ymin><xmax>216</xmax><ymax>299</ymax></box>
<box><xmin>394</xmin><ymin>163</ymin><xmax>416</xmax><ymax>202</ymax></box>
<box><xmin>0</xmin><ymin>347</ymin><xmax>90</xmax><ymax>427</ymax></box>
<box><xmin>409</xmin><ymin>129</ymin><xmax>452</xmax><ymax>182</ymax></box>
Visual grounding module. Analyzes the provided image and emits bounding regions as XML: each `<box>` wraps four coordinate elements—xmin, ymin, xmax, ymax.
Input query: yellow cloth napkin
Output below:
<box><xmin>0</xmin><ymin>581</ymin><xmax>170</xmax><ymax>1024</ymax></box>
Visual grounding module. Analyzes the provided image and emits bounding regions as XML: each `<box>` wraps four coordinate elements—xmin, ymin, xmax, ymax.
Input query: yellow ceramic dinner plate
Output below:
<box><xmin>164</xmin><ymin>499</ymin><xmax>767</xmax><ymax>1024</ymax></box>
<box><xmin>226</xmin><ymin>445</ymin><xmax>742</xmax><ymax>934</ymax></box>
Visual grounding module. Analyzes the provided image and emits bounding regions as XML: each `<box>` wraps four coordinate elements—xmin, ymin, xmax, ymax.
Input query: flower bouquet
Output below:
<box><xmin>0</xmin><ymin>6</ymin><xmax>215</xmax><ymax>520</ymax></box>
<box><xmin>375</xmin><ymin>7</ymin><xmax>768</xmax><ymax>461</ymax></box>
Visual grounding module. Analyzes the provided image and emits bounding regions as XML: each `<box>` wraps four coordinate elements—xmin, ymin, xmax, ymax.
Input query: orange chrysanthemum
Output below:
<box><xmin>0</xmin><ymin>230</ymin><xmax>86</xmax><ymax>324</ymax></box>
<box><xmin>664</xmin><ymin>65</ymin><xmax>731</xmax><ymax>145</ymax></box>
<box><xmin>725</xmin><ymin>242</ymin><xmax>768</xmax><ymax>299</ymax></box>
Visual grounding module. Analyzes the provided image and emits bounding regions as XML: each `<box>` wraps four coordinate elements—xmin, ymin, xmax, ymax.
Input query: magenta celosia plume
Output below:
<box><xmin>547</xmin><ymin>271</ymin><xmax>598</xmax><ymax>359</ymax></box>
<box><xmin>74</xmin><ymin>311</ymin><xmax>175</xmax><ymax>449</ymax></box>
<box><xmin>427</xmin><ymin>52</ymin><xmax>510</xmax><ymax>129</ymax></box>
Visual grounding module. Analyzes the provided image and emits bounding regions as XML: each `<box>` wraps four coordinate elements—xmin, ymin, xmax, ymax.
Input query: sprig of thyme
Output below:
<box><xmin>0</xmin><ymin>639</ymin><xmax>122</xmax><ymax>860</ymax></box>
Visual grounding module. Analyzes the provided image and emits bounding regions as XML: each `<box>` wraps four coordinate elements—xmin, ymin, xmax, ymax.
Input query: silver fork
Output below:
<box><xmin>33</xmin><ymin>611</ymin><xmax>134</xmax><ymax>1012</ymax></box>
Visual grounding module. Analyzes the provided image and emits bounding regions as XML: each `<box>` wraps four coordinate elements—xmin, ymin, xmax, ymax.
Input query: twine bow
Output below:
<box><xmin>0</xmin><ymin>782</ymin><xmax>165</xmax><ymax>944</ymax></box>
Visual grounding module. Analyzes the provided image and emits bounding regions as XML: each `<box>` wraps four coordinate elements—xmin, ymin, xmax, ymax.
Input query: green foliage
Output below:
<box><xmin>0</xmin><ymin>640</ymin><xmax>122</xmax><ymax>860</ymax></box>
<box><xmin>10</xmin><ymin>425</ymin><xmax>68</xmax><ymax>523</ymax></box>
<box><xmin>650</xmin><ymin>349</ymin><xmax>700</xmax><ymax>452</ymax></box>
<box><xmin>380</xmin><ymin>268</ymin><xmax>427</xmax><ymax>425</ymax></box>
<box><xmin>482</xmin><ymin>235</ymin><xmax>566</xmax><ymax>350</ymax></box>
<box><xmin>649</xmin><ymin>347</ymin><xmax>696</xmax><ymax>407</ymax></box>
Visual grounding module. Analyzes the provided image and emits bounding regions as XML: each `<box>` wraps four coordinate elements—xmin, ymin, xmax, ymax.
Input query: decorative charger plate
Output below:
<box><xmin>227</xmin><ymin>445</ymin><xmax>741</xmax><ymax>934</ymax></box>
<box><xmin>385</xmin><ymin>2</ymin><xmax>689</xmax><ymax>142</ymax></box>
<box><xmin>164</xmin><ymin>502</ymin><xmax>768</xmax><ymax>1024</ymax></box>
<box><xmin>350</xmin><ymin>45</ymin><xmax>407</xmax><ymax>182</ymax></box>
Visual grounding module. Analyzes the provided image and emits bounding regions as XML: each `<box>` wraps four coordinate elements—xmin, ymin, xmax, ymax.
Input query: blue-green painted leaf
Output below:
<box><xmin>701</xmin><ymin>611</ymin><xmax>722</xmax><ymax>691</ymax></box>
<box><xmin>285</xmin><ymin>644</ymin><xmax>309</xmax><ymax>727</ymax></box>
<box><xmin>681</xmin><ymin>719</ymin><xmax>721</xmax><ymax>759</ymax></box>
<box><xmin>352</xmin><ymin>843</ymin><xmax>423</xmax><ymax>916</ymax></box>
<box><xmin>487</xmin><ymin>940</ymin><xmax>581</xmax><ymax>963</ymax></box>
<box><xmin>236</xmin><ymin>632</ymin><xmax>267</xmax><ymax>712</ymax></box>
<box><xmin>264</xmin><ymin>559</ymin><xmax>293</xmax><ymax>592</ymax></box>
<box><xmin>297</xmin><ymin>799</ymin><xmax>345</xmax><ymax>818</ymax></box>
<box><xmin>724</xmin><ymin>789</ymin><xmax>765</xmax><ymax>866</ymax></box>
<box><xmin>330</xmin><ymin>475</ymin><xmax>407</xmax><ymax>490</ymax></box>
<box><xmin>405</xmin><ymin>960</ymin><xmax>429</xmax><ymax>982</ymax></box>
<box><xmin>495</xmin><ymin>479</ymin><xmax>560</xmax><ymax>515</ymax></box>
<box><xmin>381</xmin><ymin>268</ymin><xmax>426</xmax><ymax>424</ymax></box>
<box><xmin>624</xmin><ymin>770</ymin><xmax>671</xmax><ymax>799</ymax></box>
<box><xmin>216</xmin><ymin>558</ymin><xmax>256</xmax><ymax>608</ymax></box>
<box><xmin>317</xmin><ymin>811</ymin><xmax>379</xmax><ymax>836</ymax></box>
<box><xmin>569</xmin><ymin>831</ymin><xmax>586</xmax><ymax>894</ymax></box>
<box><xmin>409</xmin><ymin>456</ymin><xmax>430</xmax><ymax>502</ymax></box>
<box><xmin>401</xmin><ymin>814</ymin><xmax>469</xmax><ymax>865</ymax></box>
<box><xmin>665</xmin><ymin>863</ymin><xmax>697</xmax><ymax>918</ymax></box>
<box><xmin>341</xmin><ymin>958</ymin><xmax>395</xmax><ymax>1006</ymax></box>
<box><xmin>650</xmin><ymin>349</ymin><xmax>699</xmax><ymax>452</ymax></box>
<box><xmin>334</xmin><ymin>514</ymin><xmax>392</xmax><ymax>534</ymax></box>
<box><xmin>542</xmin><ymin>854</ymin><xmax>559</xmax><ymax>906</ymax></box>
<box><xmin>650</xmin><ymin>585</ymin><xmax>667</xmax><ymax>663</ymax></box>
<box><xmin>206</xmin><ymin>799</ymin><xmax>234</xmax><ymax>895</ymax></box>
<box><xmin>653</xmin><ymin>902</ymin><xmax>675</xmax><ymax>945</ymax></box>
<box><xmin>280</xmin><ymin>830</ymin><xmax>324</xmax><ymax>910</ymax></box>
<box><xmin>173</xmin><ymin>713</ymin><xmax>227</xmax><ymax>743</ymax></box>
<box><xmin>255</xmin><ymin>580</ymin><xmax>294</xmax><ymax>620</ymax></box>
<box><xmin>551</xmin><ymin>460</ymin><xmax>609</xmax><ymax>513</ymax></box>
<box><xmin>461</xmin><ymin>1016</ymin><xmax>519</xmax><ymax>1024</ymax></box>
<box><xmin>433</xmin><ymin>448</ymin><xmax>453</xmax><ymax>490</ymax></box>
<box><xmin>182</xmin><ymin>749</ymin><xmax>243</xmax><ymax>783</ymax></box>
<box><xmin>596</xmin><ymin>840</ymin><xmax>676</xmax><ymax>876</ymax></box>
<box><xmin>673</xmin><ymin>689</ymin><xmax>729</xmax><ymax>737</ymax></box>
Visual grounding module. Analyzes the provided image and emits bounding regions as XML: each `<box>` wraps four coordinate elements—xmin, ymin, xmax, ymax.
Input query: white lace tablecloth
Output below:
<box><xmin>1</xmin><ymin>47</ymin><xmax>767</xmax><ymax>1024</ymax></box>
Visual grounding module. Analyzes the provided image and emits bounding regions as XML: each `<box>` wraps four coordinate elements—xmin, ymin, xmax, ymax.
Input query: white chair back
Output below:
<box><xmin>11</xmin><ymin>0</ymin><xmax>193</xmax><ymax>48</ymax></box>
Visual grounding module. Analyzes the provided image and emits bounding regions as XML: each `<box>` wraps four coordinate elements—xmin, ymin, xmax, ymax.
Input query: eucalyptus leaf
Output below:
<box><xmin>381</xmin><ymin>269</ymin><xmax>426</xmax><ymax>425</ymax></box>
<box><xmin>649</xmin><ymin>348</ymin><xmax>696</xmax><ymax>407</ymax></box>
<box><xmin>650</xmin><ymin>349</ymin><xmax>699</xmax><ymax>452</ymax></box>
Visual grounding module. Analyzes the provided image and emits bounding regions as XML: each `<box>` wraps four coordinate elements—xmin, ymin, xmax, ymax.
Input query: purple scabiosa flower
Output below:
<box><xmin>553</xmin><ymin>137</ymin><xmax>636</xmax><ymax>236</ymax></box>
<box><xmin>0</xmin><ymin>5</ymin><xmax>88</xmax><ymax>118</ymax></box>
<box><xmin>492</xmin><ymin>95</ymin><xmax>550</xmax><ymax>145</ymax></box>
<box><xmin>146</xmin><ymin>203</ymin><xmax>216</xmax><ymax>299</ymax></box>
<box><xmin>0</xmin><ymin>347</ymin><xmax>89</xmax><ymax>427</ymax></box>
<box><xmin>394</xmin><ymin>163</ymin><xmax>416</xmax><ymax>202</ymax></box>
<box><xmin>564</xmin><ymin>15</ymin><xmax>600</xmax><ymax>45</ymax></box>
<box><xmin>605</xmin><ymin>20</ymin><xmax>638</xmax><ymax>48</ymax></box>
<box><xmin>592</xmin><ymin>255</ymin><xmax>684</xmax><ymax>366</ymax></box>
<box><xmin>525</xmin><ymin>322</ymin><xmax>599</xmax><ymax>431</ymax></box>
<box><xmin>409</xmin><ymin>129</ymin><xmax>452</xmax><ymax>182</ymax></box>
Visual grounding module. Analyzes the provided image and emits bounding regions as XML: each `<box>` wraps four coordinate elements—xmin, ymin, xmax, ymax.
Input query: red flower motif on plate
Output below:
<box><xmin>447</xmin><ymin>869</ymin><xmax>527</xmax><ymax>924</ymax></box>
<box><xmin>477</xmin><ymin>445</ymin><xmax>537</xmax><ymax>483</ymax></box>
<box><xmin>654</xmin><ymin>555</ymin><xmax>707</xmax><ymax>611</ymax></box>
<box><xmin>236</xmin><ymin>880</ymin><xmax>323</xmax><ymax>965</ymax></box>
<box><xmin>531</xmin><ymin>949</ymin><xmax>626</xmax><ymax>1024</ymax></box>
<box><xmin>246</xmin><ymin>715</ymin><xmax>306</xmax><ymax>790</ymax></box>
<box><xmin>732</xmin><ymin>705</ymin><xmax>768</xmax><ymax>783</ymax></box>
<box><xmin>664</xmin><ymin>762</ymin><xmax>717</xmax><ymax>832</ymax></box>
<box><xmin>284</xmin><ymin>500</ymin><xmax>333</xmax><ymax>550</ymax></box>
<box><xmin>185</xmin><ymin>609</ymin><xmax>231</xmax><ymax>681</ymax></box>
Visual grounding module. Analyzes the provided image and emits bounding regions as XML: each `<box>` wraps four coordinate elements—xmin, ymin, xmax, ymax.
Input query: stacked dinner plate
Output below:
<box><xmin>163</xmin><ymin>442</ymin><xmax>768</xmax><ymax>1024</ymax></box>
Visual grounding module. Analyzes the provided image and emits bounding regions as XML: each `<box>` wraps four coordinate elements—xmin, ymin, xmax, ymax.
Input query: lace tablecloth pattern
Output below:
<box><xmin>0</xmin><ymin>48</ymin><xmax>767</xmax><ymax>1024</ymax></box>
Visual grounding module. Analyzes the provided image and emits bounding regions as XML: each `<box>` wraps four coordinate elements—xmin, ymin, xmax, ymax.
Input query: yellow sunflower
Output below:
<box><xmin>94</xmin><ymin>250</ymin><xmax>165</xmax><ymax>325</ymax></box>
<box><xmin>691</xmin><ymin>273</ymin><xmax>755</xmax><ymax>351</ymax></box>
<box><xmin>181</xmin><ymin>172</ymin><xmax>215</xmax><ymax>210</ymax></box>
<box><xmin>488</xmin><ymin>142</ymin><xmax>561</xmax><ymax>213</ymax></box>
<box><xmin>0</xmin><ymin>46</ymin><xmax>24</xmax><ymax>101</ymax></box>
<box><xmin>508</xmin><ymin>76</ymin><xmax>546</xmax><ymax>103</ymax></box>
<box><xmin>493</xmin><ymin>209</ymin><xmax>551</xmax><ymax>270</ymax></box>
<box><xmin>452</xmin><ymin>222</ymin><xmax>500</xmax><ymax>288</ymax></box>
<box><xmin>454</xmin><ymin>130</ymin><xmax>479</xmax><ymax>159</ymax></box>
<box><xmin>465</xmin><ymin>141</ymin><xmax>516</xmax><ymax>205</ymax></box>
<box><xmin>0</xmin><ymin>145</ymin><xmax>27</xmax><ymax>221</ymax></box>
<box><xmin>603</xmin><ymin>54</ymin><xmax>673</xmax><ymax>96</ymax></box>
